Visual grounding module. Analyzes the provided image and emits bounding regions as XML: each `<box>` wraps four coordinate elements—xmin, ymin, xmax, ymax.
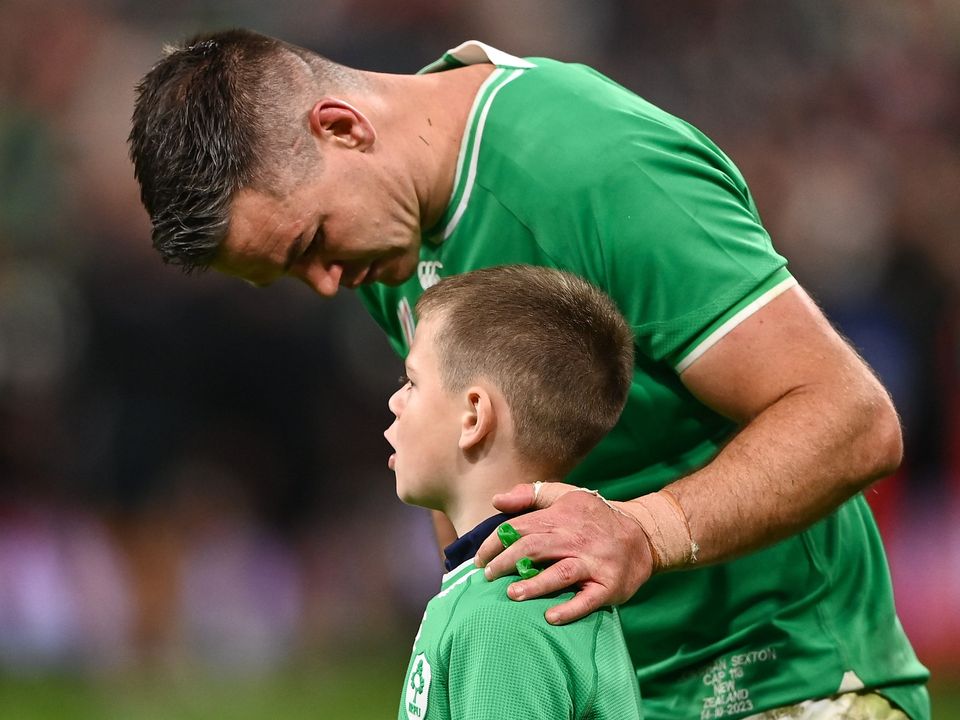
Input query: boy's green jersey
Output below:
<box><xmin>398</xmin><ymin>558</ymin><xmax>643</xmax><ymax>720</ymax></box>
<box><xmin>363</xmin><ymin>42</ymin><xmax>929</xmax><ymax>720</ymax></box>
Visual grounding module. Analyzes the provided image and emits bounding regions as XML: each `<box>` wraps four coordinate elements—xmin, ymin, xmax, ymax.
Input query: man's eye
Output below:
<box><xmin>298</xmin><ymin>229</ymin><xmax>323</xmax><ymax>263</ymax></box>
<box><xmin>307</xmin><ymin>227</ymin><xmax>324</xmax><ymax>254</ymax></box>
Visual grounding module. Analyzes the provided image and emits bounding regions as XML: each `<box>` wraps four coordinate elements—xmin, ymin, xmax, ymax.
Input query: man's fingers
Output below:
<box><xmin>474</xmin><ymin>507</ymin><xmax>549</xmax><ymax>569</ymax></box>
<box><xmin>478</xmin><ymin>531</ymin><xmax>554</xmax><ymax>578</ymax></box>
<box><xmin>475</xmin><ymin>485</ymin><xmax>594</xmax><ymax>568</ymax></box>
<box><xmin>480</xmin><ymin>483</ymin><xmax>580</xmax><ymax>567</ymax></box>
<box><xmin>543</xmin><ymin>584</ymin><xmax>607</xmax><ymax>625</ymax></box>
<box><xmin>473</xmin><ymin>488</ymin><xmax>655</xmax><ymax>626</ymax></box>
<box><xmin>475</xmin><ymin>526</ymin><xmax>516</xmax><ymax>569</ymax></box>
<box><xmin>482</xmin><ymin>547</ymin><xmax>523</xmax><ymax>580</ymax></box>
<box><xmin>504</xmin><ymin>557</ymin><xmax>586</xmax><ymax>601</ymax></box>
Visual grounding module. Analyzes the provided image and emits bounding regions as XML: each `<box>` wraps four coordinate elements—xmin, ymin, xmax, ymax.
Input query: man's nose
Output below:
<box><xmin>290</xmin><ymin>261</ymin><xmax>343</xmax><ymax>297</ymax></box>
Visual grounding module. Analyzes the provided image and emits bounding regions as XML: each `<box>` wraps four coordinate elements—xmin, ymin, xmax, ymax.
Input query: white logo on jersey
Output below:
<box><xmin>405</xmin><ymin>652</ymin><xmax>432</xmax><ymax>720</ymax></box>
<box><xmin>397</xmin><ymin>297</ymin><xmax>416</xmax><ymax>349</ymax></box>
<box><xmin>417</xmin><ymin>261</ymin><xmax>443</xmax><ymax>290</ymax></box>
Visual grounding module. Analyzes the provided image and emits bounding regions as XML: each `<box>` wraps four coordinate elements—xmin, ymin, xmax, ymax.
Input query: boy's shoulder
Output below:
<box><xmin>443</xmin><ymin>569</ymin><xmax>615</xmax><ymax>650</ymax></box>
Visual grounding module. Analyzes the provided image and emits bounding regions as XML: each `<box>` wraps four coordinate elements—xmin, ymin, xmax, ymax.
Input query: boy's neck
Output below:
<box><xmin>444</xmin><ymin>460</ymin><xmax>558</xmax><ymax>537</ymax></box>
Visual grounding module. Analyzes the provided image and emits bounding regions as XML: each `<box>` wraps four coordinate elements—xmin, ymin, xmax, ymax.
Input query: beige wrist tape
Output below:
<box><xmin>629</xmin><ymin>489</ymin><xmax>699</xmax><ymax>571</ymax></box>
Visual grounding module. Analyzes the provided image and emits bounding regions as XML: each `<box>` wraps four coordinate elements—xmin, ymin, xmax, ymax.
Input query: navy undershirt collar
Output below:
<box><xmin>443</xmin><ymin>512</ymin><xmax>520</xmax><ymax>572</ymax></box>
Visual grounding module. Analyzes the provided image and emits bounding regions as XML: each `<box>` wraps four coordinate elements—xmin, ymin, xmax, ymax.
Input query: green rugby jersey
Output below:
<box><xmin>399</xmin><ymin>559</ymin><xmax>643</xmax><ymax>720</ymax></box>
<box><xmin>364</xmin><ymin>42</ymin><xmax>929</xmax><ymax>720</ymax></box>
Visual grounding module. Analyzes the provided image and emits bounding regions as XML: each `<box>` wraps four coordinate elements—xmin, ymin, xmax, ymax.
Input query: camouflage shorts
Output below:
<box><xmin>745</xmin><ymin>691</ymin><xmax>908</xmax><ymax>719</ymax></box>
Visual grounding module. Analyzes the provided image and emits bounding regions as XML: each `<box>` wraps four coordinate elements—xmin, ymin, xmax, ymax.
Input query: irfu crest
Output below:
<box><xmin>405</xmin><ymin>652</ymin><xmax>432</xmax><ymax>719</ymax></box>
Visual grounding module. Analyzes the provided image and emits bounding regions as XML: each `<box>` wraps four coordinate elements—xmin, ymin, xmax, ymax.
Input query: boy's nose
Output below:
<box><xmin>388</xmin><ymin>386</ymin><xmax>405</xmax><ymax>415</ymax></box>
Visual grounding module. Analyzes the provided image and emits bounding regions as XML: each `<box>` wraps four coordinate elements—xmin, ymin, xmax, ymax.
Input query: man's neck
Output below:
<box><xmin>374</xmin><ymin>64</ymin><xmax>495</xmax><ymax>232</ymax></box>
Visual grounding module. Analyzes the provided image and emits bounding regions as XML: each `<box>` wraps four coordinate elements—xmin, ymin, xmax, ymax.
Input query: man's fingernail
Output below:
<box><xmin>510</xmin><ymin>585</ymin><xmax>525</xmax><ymax>600</ymax></box>
<box><xmin>484</xmin><ymin>566</ymin><xmax>493</xmax><ymax>579</ymax></box>
<box><xmin>474</xmin><ymin>555</ymin><xmax>483</xmax><ymax>568</ymax></box>
<box><xmin>545</xmin><ymin>612</ymin><xmax>558</xmax><ymax>624</ymax></box>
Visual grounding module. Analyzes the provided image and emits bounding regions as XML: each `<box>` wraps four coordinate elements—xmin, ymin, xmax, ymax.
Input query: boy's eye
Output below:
<box><xmin>398</xmin><ymin>373</ymin><xmax>413</xmax><ymax>387</ymax></box>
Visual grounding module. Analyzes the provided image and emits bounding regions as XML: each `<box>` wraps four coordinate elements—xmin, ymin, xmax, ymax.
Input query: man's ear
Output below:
<box><xmin>307</xmin><ymin>98</ymin><xmax>377</xmax><ymax>151</ymax></box>
<box><xmin>459</xmin><ymin>387</ymin><xmax>495</xmax><ymax>451</ymax></box>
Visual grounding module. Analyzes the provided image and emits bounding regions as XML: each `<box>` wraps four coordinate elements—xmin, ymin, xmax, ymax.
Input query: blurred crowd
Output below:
<box><xmin>0</xmin><ymin>0</ymin><xmax>957</xmax><ymax>681</ymax></box>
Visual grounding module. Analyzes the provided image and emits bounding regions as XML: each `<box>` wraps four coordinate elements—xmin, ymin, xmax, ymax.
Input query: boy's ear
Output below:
<box><xmin>459</xmin><ymin>387</ymin><xmax>495</xmax><ymax>451</ymax></box>
<box><xmin>308</xmin><ymin>98</ymin><xmax>377</xmax><ymax>151</ymax></box>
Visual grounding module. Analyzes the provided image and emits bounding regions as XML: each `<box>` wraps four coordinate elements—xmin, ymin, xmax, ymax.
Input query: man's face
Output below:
<box><xmin>213</xmin><ymin>149</ymin><xmax>422</xmax><ymax>297</ymax></box>
<box><xmin>384</xmin><ymin>316</ymin><xmax>463</xmax><ymax>509</ymax></box>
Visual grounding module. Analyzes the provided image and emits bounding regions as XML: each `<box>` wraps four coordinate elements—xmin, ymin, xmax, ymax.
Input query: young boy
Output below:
<box><xmin>384</xmin><ymin>265</ymin><xmax>642</xmax><ymax>720</ymax></box>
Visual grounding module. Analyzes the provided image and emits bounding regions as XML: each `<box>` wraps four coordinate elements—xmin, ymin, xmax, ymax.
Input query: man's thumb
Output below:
<box><xmin>492</xmin><ymin>482</ymin><xmax>578</xmax><ymax>512</ymax></box>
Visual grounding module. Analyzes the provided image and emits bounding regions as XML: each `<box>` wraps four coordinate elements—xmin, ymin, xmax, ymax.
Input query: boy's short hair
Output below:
<box><xmin>416</xmin><ymin>265</ymin><xmax>634</xmax><ymax>476</ymax></box>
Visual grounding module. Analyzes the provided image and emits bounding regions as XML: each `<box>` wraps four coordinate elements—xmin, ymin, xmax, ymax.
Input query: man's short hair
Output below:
<box><xmin>128</xmin><ymin>28</ymin><xmax>358</xmax><ymax>272</ymax></box>
<box><xmin>417</xmin><ymin>265</ymin><xmax>634</xmax><ymax>476</ymax></box>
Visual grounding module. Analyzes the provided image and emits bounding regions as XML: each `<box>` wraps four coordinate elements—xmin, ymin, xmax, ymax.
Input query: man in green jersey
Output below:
<box><xmin>129</xmin><ymin>30</ymin><xmax>930</xmax><ymax>719</ymax></box>
<box><xmin>385</xmin><ymin>264</ymin><xmax>642</xmax><ymax>720</ymax></box>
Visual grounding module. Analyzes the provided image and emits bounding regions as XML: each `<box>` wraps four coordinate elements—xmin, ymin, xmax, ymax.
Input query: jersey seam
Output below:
<box><xmin>584</xmin><ymin>612</ymin><xmax>603</xmax><ymax>720</ymax></box>
<box><xmin>468</xmin><ymin>179</ymin><xmax>573</xmax><ymax>275</ymax></box>
<box><xmin>612</xmin><ymin>156</ymin><xmax>782</xmax><ymax>336</ymax></box>
<box><xmin>801</xmin><ymin>515</ymin><xmax>854</xmax><ymax>688</ymax></box>
<box><xmin>436</xmin><ymin>572</ymin><xmax>478</xmax><ymax>697</ymax></box>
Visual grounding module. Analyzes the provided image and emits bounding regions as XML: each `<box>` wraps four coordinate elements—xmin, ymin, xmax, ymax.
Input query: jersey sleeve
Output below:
<box><xmin>444</xmin><ymin>601</ymin><xmax>591</xmax><ymax>720</ymax></box>
<box><xmin>592</xmin><ymin>121</ymin><xmax>795</xmax><ymax>371</ymax></box>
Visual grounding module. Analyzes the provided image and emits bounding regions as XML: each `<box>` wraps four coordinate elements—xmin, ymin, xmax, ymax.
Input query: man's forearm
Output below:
<box><xmin>633</xmin><ymin>378</ymin><xmax>902</xmax><ymax>569</ymax></box>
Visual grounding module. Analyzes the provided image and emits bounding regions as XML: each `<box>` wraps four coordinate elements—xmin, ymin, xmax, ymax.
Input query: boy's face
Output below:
<box><xmin>384</xmin><ymin>316</ymin><xmax>463</xmax><ymax>509</ymax></box>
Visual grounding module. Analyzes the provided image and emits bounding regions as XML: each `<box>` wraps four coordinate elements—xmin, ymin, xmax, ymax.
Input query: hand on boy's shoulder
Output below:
<box><xmin>475</xmin><ymin>482</ymin><xmax>654</xmax><ymax>625</ymax></box>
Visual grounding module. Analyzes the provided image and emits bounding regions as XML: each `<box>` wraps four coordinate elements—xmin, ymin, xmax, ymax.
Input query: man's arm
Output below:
<box><xmin>475</xmin><ymin>285</ymin><xmax>902</xmax><ymax>624</ymax></box>
<box><xmin>661</xmin><ymin>284</ymin><xmax>902</xmax><ymax>561</ymax></box>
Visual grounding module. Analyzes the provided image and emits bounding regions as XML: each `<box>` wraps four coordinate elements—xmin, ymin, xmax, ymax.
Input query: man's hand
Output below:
<box><xmin>474</xmin><ymin>482</ymin><xmax>654</xmax><ymax>625</ymax></box>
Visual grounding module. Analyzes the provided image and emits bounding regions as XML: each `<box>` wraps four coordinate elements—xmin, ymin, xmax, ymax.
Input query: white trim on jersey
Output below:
<box><xmin>675</xmin><ymin>276</ymin><xmax>799</xmax><ymax>374</ymax></box>
<box><xmin>441</xmin><ymin>558</ymin><xmax>478</xmax><ymax>584</ymax></box>
<box><xmin>448</xmin><ymin>68</ymin><xmax>504</xmax><ymax>213</ymax></box>
<box><xmin>438</xmin><ymin>560</ymin><xmax>481</xmax><ymax>598</ymax></box>
<box><xmin>422</xmin><ymin>40</ymin><xmax>536</xmax><ymax>74</ymax></box>
<box><xmin>444</xmin><ymin>68</ymin><xmax>526</xmax><ymax>240</ymax></box>
<box><xmin>443</xmin><ymin>40</ymin><xmax>536</xmax><ymax>69</ymax></box>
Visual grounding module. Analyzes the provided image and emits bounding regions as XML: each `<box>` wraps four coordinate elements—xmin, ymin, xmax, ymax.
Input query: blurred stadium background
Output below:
<box><xmin>0</xmin><ymin>0</ymin><xmax>958</xmax><ymax>717</ymax></box>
